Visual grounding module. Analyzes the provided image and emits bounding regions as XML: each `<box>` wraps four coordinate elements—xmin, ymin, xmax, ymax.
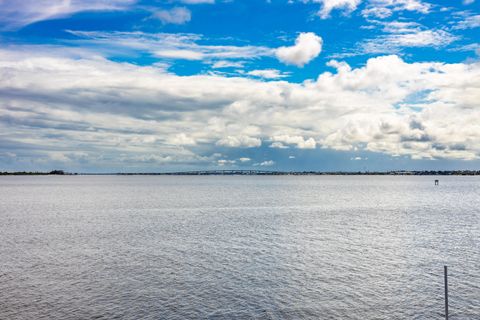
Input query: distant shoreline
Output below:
<box><xmin>2</xmin><ymin>170</ymin><xmax>480</xmax><ymax>176</ymax></box>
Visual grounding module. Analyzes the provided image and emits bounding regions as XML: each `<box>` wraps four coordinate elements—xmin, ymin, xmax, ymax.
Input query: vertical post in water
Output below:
<box><xmin>444</xmin><ymin>266</ymin><xmax>448</xmax><ymax>320</ymax></box>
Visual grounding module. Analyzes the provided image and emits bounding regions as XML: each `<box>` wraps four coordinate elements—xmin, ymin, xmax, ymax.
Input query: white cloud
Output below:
<box><xmin>396</xmin><ymin>0</ymin><xmax>431</xmax><ymax>13</ymax></box>
<box><xmin>449</xmin><ymin>43</ymin><xmax>479</xmax><ymax>53</ymax></box>
<box><xmin>155</xmin><ymin>49</ymin><xmax>204</xmax><ymax>60</ymax></box>
<box><xmin>217</xmin><ymin>159</ymin><xmax>236</xmax><ymax>166</ymax></box>
<box><xmin>305</xmin><ymin>0</ymin><xmax>362</xmax><ymax>19</ymax></box>
<box><xmin>269</xmin><ymin>142</ymin><xmax>289</xmax><ymax>149</ymax></box>
<box><xmin>68</xmin><ymin>31</ymin><xmax>274</xmax><ymax>63</ymax></box>
<box><xmin>454</xmin><ymin>14</ymin><xmax>480</xmax><ymax>30</ymax></box>
<box><xmin>362</xmin><ymin>0</ymin><xmax>431</xmax><ymax>18</ymax></box>
<box><xmin>359</xmin><ymin>21</ymin><xmax>458</xmax><ymax>54</ymax></box>
<box><xmin>0</xmin><ymin>0</ymin><xmax>135</xmax><ymax>29</ymax></box>
<box><xmin>275</xmin><ymin>32</ymin><xmax>323</xmax><ymax>67</ymax></box>
<box><xmin>361</xmin><ymin>6</ymin><xmax>392</xmax><ymax>18</ymax></box>
<box><xmin>168</xmin><ymin>133</ymin><xmax>196</xmax><ymax>145</ymax></box>
<box><xmin>239</xmin><ymin>157</ymin><xmax>251</xmax><ymax>162</ymax></box>
<box><xmin>257</xmin><ymin>160</ymin><xmax>275</xmax><ymax>166</ymax></box>
<box><xmin>381</xmin><ymin>30</ymin><xmax>456</xmax><ymax>47</ymax></box>
<box><xmin>67</xmin><ymin>30</ymin><xmax>325</xmax><ymax>68</ymax></box>
<box><xmin>1</xmin><ymin>47</ymin><xmax>480</xmax><ymax>169</ymax></box>
<box><xmin>153</xmin><ymin>7</ymin><xmax>191</xmax><ymax>25</ymax></box>
<box><xmin>271</xmin><ymin>135</ymin><xmax>317</xmax><ymax>149</ymax></box>
<box><xmin>247</xmin><ymin>69</ymin><xmax>289</xmax><ymax>79</ymax></box>
<box><xmin>0</xmin><ymin>0</ymin><xmax>213</xmax><ymax>30</ymax></box>
<box><xmin>381</xmin><ymin>21</ymin><xmax>419</xmax><ymax>34</ymax></box>
<box><xmin>216</xmin><ymin>136</ymin><xmax>262</xmax><ymax>148</ymax></box>
<box><xmin>212</xmin><ymin>60</ymin><xmax>245</xmax><ymax>68</ymax></box>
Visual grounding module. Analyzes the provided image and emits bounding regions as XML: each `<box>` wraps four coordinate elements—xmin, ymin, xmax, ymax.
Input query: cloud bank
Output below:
<box><xmin>1</xmin><ymin>47</ymin><xmax>479</xmax><ymax>171</ymax></box>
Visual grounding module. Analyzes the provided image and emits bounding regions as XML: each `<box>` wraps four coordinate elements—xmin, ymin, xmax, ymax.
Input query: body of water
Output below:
<box><xmin>0</xmin><ymin>176</ymin><xmax>479</xmax><ymax>319</ymax></box>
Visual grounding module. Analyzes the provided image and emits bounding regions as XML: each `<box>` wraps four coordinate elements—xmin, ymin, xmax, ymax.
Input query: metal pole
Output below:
<box><xmin>444</xmin><ymin>266</ymin><xmax>449</xmax><ymax>320</ymax></box>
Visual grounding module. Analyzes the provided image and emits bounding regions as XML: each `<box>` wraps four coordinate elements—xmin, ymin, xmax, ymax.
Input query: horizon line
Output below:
<box><xmin>2</xmin><ymin>169</ymin><xmax>480</xmax><ymax>176</ymax></box>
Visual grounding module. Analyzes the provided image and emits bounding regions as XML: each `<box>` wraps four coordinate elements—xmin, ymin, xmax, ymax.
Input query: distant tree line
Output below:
<box><xmin>118</xmin><ymin>170</ymin><xmax>480</xmax><ymax>176</ymax></box>
<box><xmin>0</xmin><ymin>170</ymin><xmax>67</xmax><ymax>175</ymax></box>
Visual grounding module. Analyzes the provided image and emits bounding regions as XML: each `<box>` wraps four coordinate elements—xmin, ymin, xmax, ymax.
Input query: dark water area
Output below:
<box><xmin>0</xmin><ymin>176</ymin><xmax>479</xmax><ymax>319</ymax></box>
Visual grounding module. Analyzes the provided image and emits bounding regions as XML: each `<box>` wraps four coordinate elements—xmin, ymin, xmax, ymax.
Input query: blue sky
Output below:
<box><xmin>0</xmin><ymin>0</ymin><xmax>479</xmax><ymax>172</ymax></box>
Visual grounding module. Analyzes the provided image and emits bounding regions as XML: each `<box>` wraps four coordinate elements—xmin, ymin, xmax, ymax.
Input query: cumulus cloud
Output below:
<box><xmin>269</xmin><ymin>142</ymin><xmax>289</xmax><ymax>149</ymax></box>
<box><xmin>271</xmin><ymin>135</ymin><xmax>317</xmax><ymax>149</ymax></box>
<box><xmin>1</xmin><ymin>47</ymin><xmax>480</xmax><ymax>171</ymax></box>
<box><xmin>275</xmin><ymin>32</ymin><xmax>323</xmax><ymax>67</ymax></box>
<box><xmin>216</xmin><ymin>136</ymin><xmax>262</xmax><ymax>148</ymax></box>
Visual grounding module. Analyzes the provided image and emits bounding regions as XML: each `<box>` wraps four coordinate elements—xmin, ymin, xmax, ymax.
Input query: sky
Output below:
<box><xmin>0</xmin><ymin>0</ymin><xmax>479</xmax><ymax>173</ymax></box>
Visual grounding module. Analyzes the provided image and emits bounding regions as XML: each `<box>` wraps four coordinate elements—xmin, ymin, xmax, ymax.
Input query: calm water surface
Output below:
<box><xmin>0</xmin><ymin>176</ymin><xmax>479</xmax><ymax>319</ymax></box>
